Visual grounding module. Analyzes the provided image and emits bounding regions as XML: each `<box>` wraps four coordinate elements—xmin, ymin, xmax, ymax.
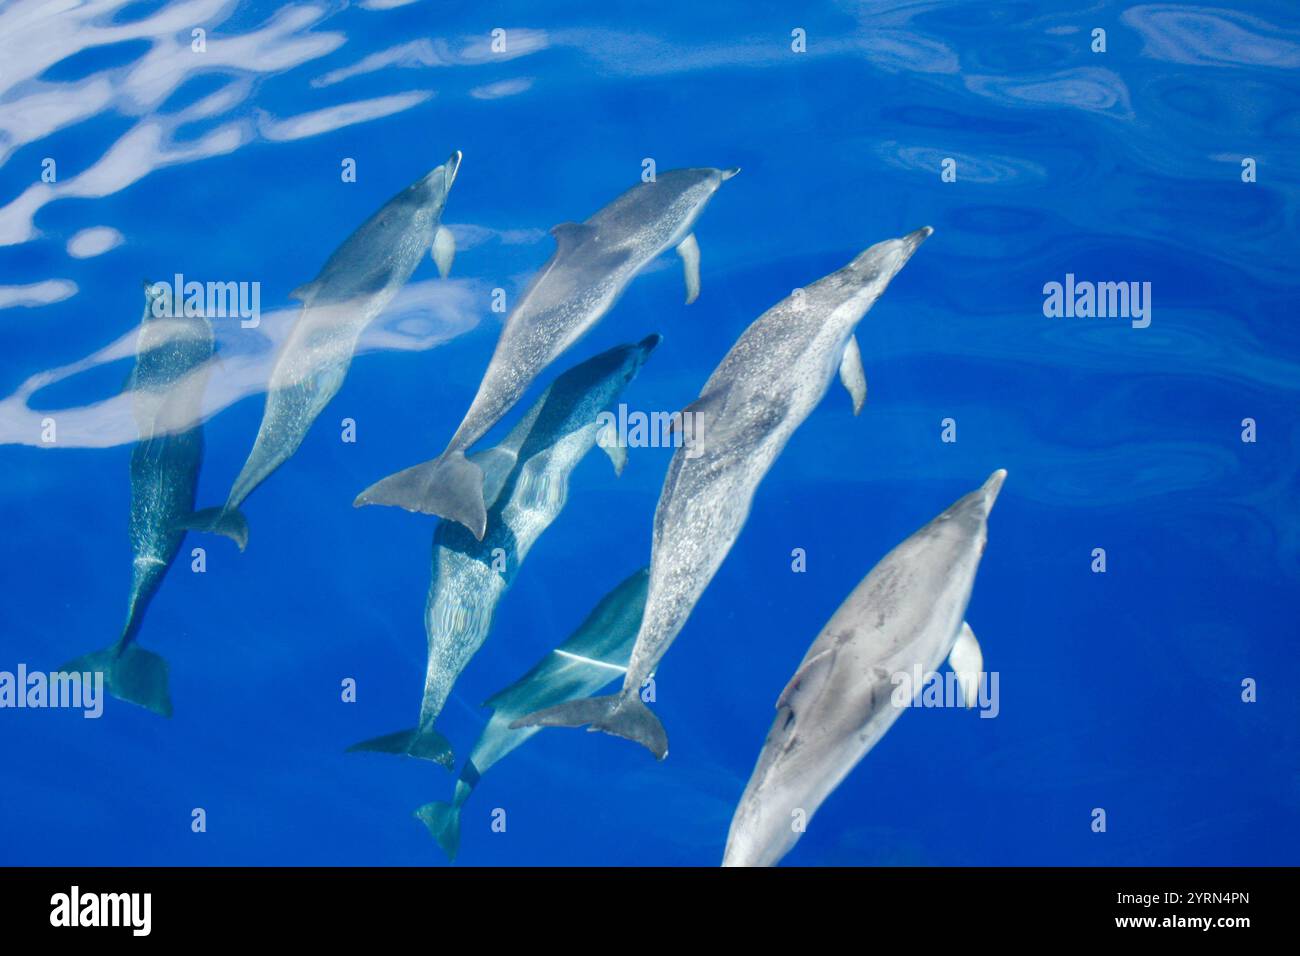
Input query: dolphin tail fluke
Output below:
<box><xmin>177</xmin><ymin>507</ymin><xmax>249</xmax><ymax>552</ymax></box>
<box><xmin>414</xmin><ymin>801</ymin><xmax>461</xmax><ymax>862</ymax></box>
<box><xmin>353</xmin><ymin>451</ymin><xmax>487</xmax><ymax>540</ymax></box>
<box><xmin>61</xmin><ymin>644</ymin><xmax>172</xmax><ymax>718</ymax></box>
<box><xmin>346</xmin><ymin>726</ymin><xmax>455</xmax><ymax>768</ymax></box>
<box><xmin>510</xmin><ymin>693</ymin><xmax>668</xmax><ymax>760</ymax></box>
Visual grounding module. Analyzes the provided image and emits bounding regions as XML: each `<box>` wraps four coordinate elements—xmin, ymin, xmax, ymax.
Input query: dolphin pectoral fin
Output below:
<box><xmin>596</xmin><ymin>422</ymin><xmax>628</xmax><ymax>476</ymax></box>
<box><xmin>510</xmin><ymin>693</ymin><xmax>669</xmax><ymax>760</ymax></box>
<box><xmin>354</xmin><ymin>451</ymin><xmax>488</xmax><ymax>540</ymax></box>
<box><xmin>288</xmin><ymin>280</ymin><xmax>317</xmax><ymax>302</ymax></box>
<box><xmin>177</xmin><ymin>507</ymin><xmax>249</xmax><ymax>552</ymax></box>
<box><xmin>347</xmin><ymin>726</ymin><xmax>455</xmax><ymax>768</ymax></box>
<box><xmin>839</xmin><ymin>335</ymin><xmax>867</xmax><ymax>415</ymax></box>
<box><xmin>549</xmin><ymin>221</ymin><xmax>596</xmax><ymax>253</ymax></box>
<box><xmin>676</xmin><ymin>232</ymin><xmax>701</xmax><ymax>304</ymax></box>
<box><xmin>62</xmin><ymin>644</ymin><xmax>172</xmax><ymax>718</ymax></box>
<box><xmin>432</xmin><ymin>225</ymin><xmax>456</xmax><ymax>278</ymax></box>
<box><xmin>947</xmin><ymin>621</ymin><xmax>983</xmax><ymax>708</ymax></box>
<box><xmin>414</xmin><ymin>800</ymin><xmax>462</xmax><ymax>862</ymax></box>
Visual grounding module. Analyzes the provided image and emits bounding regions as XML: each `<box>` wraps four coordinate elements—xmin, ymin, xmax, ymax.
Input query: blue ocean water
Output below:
<box><xmin>1</xmin><ymin>0</ymin><xmax>1298</xmax><ymax>867</ymax></box>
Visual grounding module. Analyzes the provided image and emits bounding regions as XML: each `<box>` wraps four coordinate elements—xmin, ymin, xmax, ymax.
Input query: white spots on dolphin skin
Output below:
<box><xmin>1241</xmin><ymin>418</ymin><xmax>1256</xmax><ymax>443</ymax></box>
<box><xmin>41</xmin><ymin>158</ymin><xmax>56</xmax><ymax>182</ymax></box>
<box><xmin>0</xmin><ymin>280</ymin><xmax>77</xmax><ymax>310</ymax></box>
<box><xmin>191</xmin><ymin>808</ymin><xmax>207</xmax><ymax>833</ymax></box>
<box><xmin>341</xmin><ymin>157</ymin><xmax>357</xmax><ymax>183</ymax></box>
<box><xmin>470</xmin><ymin>78</ymin><xmax>534</xmax><ymax>99</ymax></box>
<box><xmin>791</xmin><ymin>548</ymin><xmax>806</xmax><ymax>573</ymax></box>
<box><xmin>1241</xmin><ymin>678</ymin><xmax>1256</xmax><ymax>703</ymax></box>
<box><xmin>256</xmin><ymin>91</ymin><xmax>433</xmax><ymax>142</ymax></box>
<box><xmin>791</xmin><ymin>28</ymin><xmax>807</xmax><ymax>54</ymax></box>
<box><xmin>1120</xmin><ymin>5</ymin><xmax>1300</xmax><ymax>69</ymax></box>
<box><xmin>491</xmin><ymin>808</ymin><xmax>507</xmax><ymax>833</ymax></box>
<box><xmin>66</xmin><ymin>226</ymin><xmax>124</xmax><ymax>259</ymax></box>
<box><xmin>1091</xmin><ymin>28</ymin><xmax>1107</xmax><ymax>53</ymax></box>
<box><xmin>1241</xmin><ymin>158</ymin><xmax>1256</xmax><ymax>182</ymax></box>
<box><xmin>191</xmin><ymin>548</ymin><xmax>206</xmax><ymax>573</ymax></box>
<box><xmin>1091</xmin><ymin>548</ymin><xmax>1107</xmax><ymax>573</ymax></box>
<box><xmin>1091</xmin><ymin>808</ymin><xmax>1107</xmax><ymax>833</ymax></box>
<box><xmin>941</xmin><ymin>417</ymin><xmax>957</xmax><ymax>443</ymax></box>
<box><xmin>341</xmin><ymin>678</ymin><xmax>357</xmax><ymax>703</ymax></box>
<box><xmin>341</xmin><ymin>418</ymin><xmax>357</xmax><ymax>443</ymax></box>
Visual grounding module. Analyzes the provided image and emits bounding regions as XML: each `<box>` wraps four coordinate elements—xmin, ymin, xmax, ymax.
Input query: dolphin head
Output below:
<box><xmin>847</xmin><ymin>226</ymin><xmax>932</xmax><ymax>283</ymax></box>
<box><xmin>610</xmin><ymin>332</ymin><xmax>662</xmax><ymax>386</ymax></box>
<box><xmin>932</xmin><ymin>468</ymin><xmax>1006</xmax><ymax>556</ymax></box>
<box><xmin>409</xmin><ymin>149</ymin><xmax>462</xmax><ymax>211</ymax></box>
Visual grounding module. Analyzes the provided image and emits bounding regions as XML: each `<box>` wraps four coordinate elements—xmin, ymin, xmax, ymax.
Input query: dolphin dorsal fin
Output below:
<box><xmin>947</xmin><ymin>621</ymin><xmax>983</xmax><ymax>708</ymax></box>
<box><xmin>839</xmin><ymin>334</ymin><xmax>867</xmax><ymax>415</ymax></box>
<box><xmin>596</xmin><ymin>422</ymin><xmax>628</xmax><ymax>476</ymax></box>
<box><xmin>776</xmin><ymin>646</ymin><xmax>837</xmax><ymax>711</ymax></box>
<box><xmin>670</xmin><ymin>386</ymin><xmax>729</xmax><ymax>436</ymax></box>
<box><xmin>289</xmin><ymin>280</ymin><xmax>318</xmax><ymax>303</ymax></box>
<box><xmin>550</xmin><ymin>221</ymin><xmax>596</xmax><ymax>253</ymax></box>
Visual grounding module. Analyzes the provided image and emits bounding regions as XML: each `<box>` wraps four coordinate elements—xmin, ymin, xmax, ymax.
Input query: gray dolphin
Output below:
<box><xmin>348</xmin><ymin>334</ymin><xmax>660</xmax><ymax>767</ymax></box>
<box><xmin>512</xmin><ymin>227</ymin><xmax>932</xmax><ymax>758</ymax></box>
<box><xmin>354</xmin><ymin>166</ymin><xmax>739</xmax><ymax>540</ymax></box>
<box><xmin>224</xmin><ymin>151</ymin><xmax>461</xmax><ymax>516</ymax></box>
<box><xmin>723</xmin><ymin>470</ymin><xmax>1004</xmax><ymax>867</ymax></box>
<box><xmin>61</xmin><ymin>284</ymin><xmax>248</xmax><ymax>717</ymax></box>
<box><xmin>415</xmin><ymin>567</ymin><xmax>649</xmax><ymax>861</ymax></box>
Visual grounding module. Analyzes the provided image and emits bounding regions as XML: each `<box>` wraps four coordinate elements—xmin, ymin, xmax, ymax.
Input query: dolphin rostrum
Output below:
<box><xmin>511</xmin><ymin>227</ymin><xmax>933</xmax><ymax>758</ymax></box>
<box><xmin>354</xmin><ymin>166</ymin><xmax>739</xmax><ymax>540</ymax></box>
<box><xmin>348</xmin><ymin>335</ymin><xmax>660</xmax><ymax>768</ymax></box>
<box><xmin>224</xmin><ymin>152</ymin><xmax>461</xmax><ymax>517</ymax></box>
<box><xmin>723</xmin><ymin>470</ymin><xmax>1005</xmax><ymax>867</ymax></box>
<box><xmin>61</xmin><ymin>284</ymin><xmax>248</xmax><ymax>716</ymax></box>
<box><xmin>416</xmin><ymin>567</ymin><xmax>649</xmax><ymax>861</ymax></box>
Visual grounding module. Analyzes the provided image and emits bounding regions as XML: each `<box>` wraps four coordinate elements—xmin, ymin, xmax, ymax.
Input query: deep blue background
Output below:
<box><xmin>1</xmin><ymin>0</ymin><xmax>1297</xmax><ymax>865</ymax></box>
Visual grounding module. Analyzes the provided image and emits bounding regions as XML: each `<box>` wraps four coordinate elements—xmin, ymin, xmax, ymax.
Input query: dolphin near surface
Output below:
<box><xmin>348</xmin><ymin>335</ymin><xmax>660</xmax><ymax>768</ymax></box>
<box><xmin>224</xmin><ymin>151</ymin><xmax>461</xmax><ymax>517</ymax></box>
<box><xmin>355</xmin><ymin>166</ymin><xmax>739</xmax><ymax>540</ymax></box>
<box><xmin>722</xmin><ymin>470</ymin><xmax>1005</xmax><ymax>867</ymax></box>
<box><xmin>415</xmin><ymin>567</ymin><xmax>649</xmax><ymax>861</ymax></box>
<box><xmin>511</xmin><ymin>227</ymin><xmax>933</xmax><ymax>758</ymax></box>
<box><xmin>61</xmin><ymin>285</ymin><xmax>248</xmax><ymax>717</ymax></box>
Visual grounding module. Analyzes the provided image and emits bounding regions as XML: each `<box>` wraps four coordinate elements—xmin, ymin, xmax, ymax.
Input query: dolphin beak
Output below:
<box><xmin>721</xmin><ymin>167</ymin><xmax>741</xmax><ymax>181</ymax></box>
<box><xmin>639</xmin><ymin>333</ymin><xmax>663</xmax><ymax>353</ymax></box>
<box><xmin>904</xmin><ymin>225</ymin><xmax>933</xmax><ymax>251</ymax></box>
<box><xmin>444</xmin><ymin>150</ymin><xmax>463</xmax><ymax>189</ymax></box>
<box><xmin>981</xmin><ymin>469</ymin><xmax>1007</xmax><ymax>509</ymax></box>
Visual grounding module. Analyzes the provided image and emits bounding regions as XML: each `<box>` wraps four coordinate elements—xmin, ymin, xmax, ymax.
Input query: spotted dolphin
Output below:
<box><xmin>723</xmin><ymin>470</ymin><xmax>1004</xmax><ymax>866</ymax></box>
<box><xmin>348</xmin><ymin>335</ymin><xmax>659</xmax><ymax>768</ymax></box>
<box><xmin>354</xmin><ymin>166</ymin><xmax>739</xmax><ymax>540</ymax></box>
<box><xmin>415</xmin><ymin>567</ymin><xmax>649</xmax><ymax>861</ymax></box>
<box><xmin>61</xmin><ymin>284</ymin><xmax>248</xmax><ymax>716</ymax></box>
<box><xmin>224</xmin><ymin>152</ymin><xmax>461</xmax><ymax>517</ymax></box>
<box><xmin>512</xmin><ymin>227</ymin><xmax>932</xmax><ymax>757</ymax></box>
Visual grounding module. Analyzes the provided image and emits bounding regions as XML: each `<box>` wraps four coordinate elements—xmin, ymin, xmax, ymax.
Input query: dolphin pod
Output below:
<box><xmin>354</xmin><ymin>166</ymin><xmax>739</xmax><ymax>540</ymax></box>
<box><xmin>347</xmin><ymin>335</ymin><xmax>659</xmax><ymax>768</ymax></box>
<box><xmin>62</xmin><ymin>285</ymin><xmax>247</xmax><ymax>716</ymax></box>
<box><xmin>723</xmin><ymin>470</ymin><xmax>1005</xmax><ymax>867</ymax></box>
<box><xmin>415</xmin><ymin>567</ymin><xmax>649</xmax><ymax>861</ymax></box>
<box><xmin>511</xmin><ymin>228</ymin><xmax>933</xmax><ymax>758</ymax></box>
<box><xmin>223</xmin><ymin>151</ymin><xmax>462</xmax><ymax>518</ymax></box>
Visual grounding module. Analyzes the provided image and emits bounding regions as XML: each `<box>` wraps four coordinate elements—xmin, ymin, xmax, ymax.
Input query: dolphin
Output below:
<box><xmin>348</xmin><ymin>334</ymin><xmax>660</xmax><ymax>767</ymax></box>
<box><xmin>61</xmin><ymin>284</ymin><xmax>248</xmax><ymax>717</ymax></box>
<box><xmin>511</xmin><ymin>227</ymin><xmax>933</xmax><ymax>758</ymax></box>
<box><xmin>415</xmin><ymin>567</ymin><xmax>649</xmax><ymax>861</ymax></box>
<box><xmin>722</xmin><ymin>470</ymin><xmax>1005</xmax><ymax>866</ymax></box>
<box><xmin>354</xmin><ymin>166</ymin><xmax>739</xmax><ymax>540</ymax></box>
<box><xmin>224</xmin><ymin>151</ymin><xmax>461</xmax><ymax>517</ymax></box>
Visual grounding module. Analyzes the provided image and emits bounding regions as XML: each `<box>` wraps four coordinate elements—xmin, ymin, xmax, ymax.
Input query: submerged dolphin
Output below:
<box><xmin>512</xmin><ymin>227</ymin><xmax>932</xmax><ymax>758</ymax></box>
<box><xmin>355</xmin><ymin>166</ymin><xmax>739</xmax><ymax>540</ymax></box>
<box><xmin>348</xmin><ymin>334</ymin><xmax>660</xmax><ymax>767</ymax></box>
<box><xmin>62</xmin><ymin>284</ymin><xmax>248</xmax><ymax>716</ymax></box>
<box><xmin>416</xmin><ymin>567</ymin><xmax>649</xmax><ymax>861</ymax></box>
<box><xmin>723</xmin><ymin>470</ymin><xmax>1005</xmax><ymax>867</ymax></box>
<box><xmin>224</xmin><ymin>152</ymin><xmax>461</xmax><ymax>516</ymax></box>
